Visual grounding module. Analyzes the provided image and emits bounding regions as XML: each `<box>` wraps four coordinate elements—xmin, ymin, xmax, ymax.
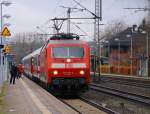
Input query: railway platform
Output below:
<box><xmin>2</xmin><ymin>76</ymin><xmax>79</xmax><ymax>114</ymax></box>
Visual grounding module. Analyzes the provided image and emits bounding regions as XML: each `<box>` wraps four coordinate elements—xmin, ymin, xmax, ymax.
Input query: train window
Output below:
<box><xmin>52</xmin><ymin>46</ymin><xmax>84</xmax><ymax>58</ymax></box>
<box><xmin>69</xmin><ymin>47</ymin><xmax>84</xmax><ymax>58</ymax></box>
<box><xmin>53</xmin><ymin>47</ymin><xmax>68</xmax><ymax>58</ymax></box>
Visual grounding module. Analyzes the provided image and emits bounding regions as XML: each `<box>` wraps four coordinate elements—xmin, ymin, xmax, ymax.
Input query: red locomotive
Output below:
<box><xmin>22</xmin><ymin>33</ymin><xmax>90</xmax><ymax>95</ymax></box>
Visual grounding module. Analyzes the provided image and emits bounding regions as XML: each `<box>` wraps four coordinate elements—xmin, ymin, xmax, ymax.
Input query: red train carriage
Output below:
<box><xmin>22</xmin><ymin>48</ymin><xmax>41</xmax><ymax>80</ymax></box>
<box><xmin>22</xmin><ymin>33</ymin><xmax>90</xmax><ymax>94</ymax></box>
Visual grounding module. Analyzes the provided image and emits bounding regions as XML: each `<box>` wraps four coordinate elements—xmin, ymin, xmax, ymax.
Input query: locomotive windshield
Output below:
<box><xmin>52</xmin><ymin>46</ymin><xmax>84</xmax><ymax>58</ymax></box>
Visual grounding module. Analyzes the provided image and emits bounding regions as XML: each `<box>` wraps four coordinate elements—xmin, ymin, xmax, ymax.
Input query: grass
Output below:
<box><xmin>0</xmin><ymin>82</ymin><xmax>8</xmax><ymax>114</ymax></box>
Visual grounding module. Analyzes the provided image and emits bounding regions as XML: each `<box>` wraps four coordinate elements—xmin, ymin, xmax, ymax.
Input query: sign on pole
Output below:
<box><xmin>1</xmin><ymin>27</ymin><xmax>11</xmax><ymax>37</ymax></box>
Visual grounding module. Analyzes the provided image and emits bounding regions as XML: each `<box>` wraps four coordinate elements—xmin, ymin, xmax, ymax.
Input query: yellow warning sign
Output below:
<box><xmin>1</xmin><ymin>27</ymin><xmax>11</xmax><ymax>37</ymax></box>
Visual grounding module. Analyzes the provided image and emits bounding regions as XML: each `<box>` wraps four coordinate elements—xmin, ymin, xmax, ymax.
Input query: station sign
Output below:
<box><xmin>1</xmin><ymin>27</ymin><xmax>11</xmax><ymax>37</ymax></box>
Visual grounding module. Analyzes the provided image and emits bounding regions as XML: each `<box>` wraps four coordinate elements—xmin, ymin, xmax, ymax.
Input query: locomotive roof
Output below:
<box><xmin>22</xmin><ymin>47</ymin><xmax>42</xmax><ymax>61</ymax></box>
<box><xmin>47</xmin><ymin>40</ymin><xmax>87</xmax><ymax>45</ymax></box>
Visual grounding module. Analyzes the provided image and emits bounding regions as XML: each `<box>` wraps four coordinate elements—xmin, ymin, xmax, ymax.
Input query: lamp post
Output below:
<box><xmin>0</xmin><ymin>0</ymin><xmax>11</xmax><ymax>55</ymax></box>
<box><xmin>97</xmin><ymin>39</ymin><xmax>101</xmax><ymax>81</ymax></box>
<box><xmin>141</xmin><ymin>31</ymin><xmax>149</xmax><ymax>77</ymax></box>
<box><xmin>126</xmin><ymin>34</ymin><xmax>133</xmax><ymax>76</ymax></box>
<box><xmin>115</xmin><ymin>38</ymin><xmax>120</xmax><ymax>74</ymax></box>
<box><xmin>105</xmin><ymin>40</ymin><xmax>110</xmax><ymax>73</ymax></box>
<box><xmin>131</xmin><ymin>35</ymin><xmax>133</xmax><ymax>76</ymax></box>
<box><xmin>0</xmin><ymin>1</ymin><xmax>11</xmax><ymax>83</ymax></box>
<box><xmin>1</xmin><ymin>1</ymin><xmax>12</xmax><ymax>45</ymax></box>
<box><xmin>136</xmin><ymin>25</ymin><xmax>149</xmax><ymax>77</ymax></box>
<box><xmin>146</xmin><ymin>32</ymin><xmax>149</xmax><ymax>77</ymax></box>
<box><xmin>2</xmin><ymin>14</ymin><xmax>11</xmax><ymax>81</ymax></box>
<box><xmin>90</xmin><ymin>45</ymin><xmax>96</xmax><ymax>81</ymax></box>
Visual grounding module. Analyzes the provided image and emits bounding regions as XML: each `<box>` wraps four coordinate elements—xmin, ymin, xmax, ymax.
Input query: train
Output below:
<box><xmin>22</xmin><ymin>33</ymin><xmax>90</xmax><ymax>95</ymax></box>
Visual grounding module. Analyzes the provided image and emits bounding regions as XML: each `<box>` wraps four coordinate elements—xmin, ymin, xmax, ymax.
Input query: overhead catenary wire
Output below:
<box><xmin>56</xmin><ymin>0</ymin><xmax>87</xmax><ymax>18</ymax></box>
<box><xmin>71</xmin><ymin>21</ymin><xmax>92</xmax><ymax>39</ymax></box>
<box><xmin>72</xmin><ymin>22</ymin><xmax>94</xmax><ymax>25</ymax></box>
<box><xmin>36</xmin><ymin>0</ymin><xmax>87</xmax><ymax>34</ymax></box>
<box><xmin>72</xmin><ymin>0</ymin><xmax>100</xmax><ymax>18</ymax></box>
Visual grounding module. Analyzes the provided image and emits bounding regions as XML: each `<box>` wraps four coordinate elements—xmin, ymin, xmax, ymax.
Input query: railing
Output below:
<box><xmin>96</xmin><ymin>65</ymin><xmax>138</xmax><ymax>76</ymax></box>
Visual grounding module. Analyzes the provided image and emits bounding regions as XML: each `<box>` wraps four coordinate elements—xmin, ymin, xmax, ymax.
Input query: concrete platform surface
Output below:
<box><xmin>4</xmin><ymin>76</ymin><xmax>78</xmax><ymax>114</ymax></box>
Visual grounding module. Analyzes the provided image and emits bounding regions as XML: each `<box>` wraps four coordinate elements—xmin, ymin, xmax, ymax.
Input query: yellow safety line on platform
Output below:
<box><xmin>20</xmin><ymin>79</ymin><xmax>52</xmax><ymax>114</ymax></box>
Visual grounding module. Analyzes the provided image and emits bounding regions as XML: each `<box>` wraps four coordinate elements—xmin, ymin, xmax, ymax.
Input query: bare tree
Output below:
<box><xmin>11</xmin><ymin>32</ymin><xmax>46</xmax><ymax>63</ymax></box>
<box><xmin>103</xmin><ymin>20</ymin><xmax>127</xmax><ymax>40</ymax></box>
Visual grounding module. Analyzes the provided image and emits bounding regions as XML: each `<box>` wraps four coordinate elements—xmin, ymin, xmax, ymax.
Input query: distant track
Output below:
<box><xmin>97</xmin><ymin>75</ymin><xmax>150</xmax><ymax>89</ymax></box>
<box><xmin>90</xmin><ymin>83</ymin><xmax>150</xmax><ymax>105</ymax></box>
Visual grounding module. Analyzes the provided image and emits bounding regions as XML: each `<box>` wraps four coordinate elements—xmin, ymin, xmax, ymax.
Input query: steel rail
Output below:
<box><xmin>79</xmin><ymin>97</ymin><xmax>119</xmax><ymax>114</ymax></box>
<box><xmin>59</xmin><ymin>99</ymin><xmax>82</xmax><ymax>114</ymax></box>
<box><xmin>99</xmin><ymin>76</ymin><xmax>150</xmax><ymax>89</ymax></box>
<box><xmin>90</xmin><ymin>84</ymin><xmax>150</xmax><ymax>105</ymax></box>
<box><xmin>60</xmin><ymin>97</ymin><xmax>119</xmax><ymax>114</ymax></box>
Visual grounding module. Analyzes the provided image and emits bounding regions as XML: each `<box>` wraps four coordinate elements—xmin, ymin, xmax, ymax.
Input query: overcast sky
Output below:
<box><xmin>4</xmin><ymin>0</ymin><xmax>147</xmax><ymax>38</ymax></box>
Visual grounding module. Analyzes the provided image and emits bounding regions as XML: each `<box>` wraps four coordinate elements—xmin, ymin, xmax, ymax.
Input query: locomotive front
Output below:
<box><xmin>47</xmin><ymin>37</ymin><xmax>90</xmax><ymax>94</ymax></box>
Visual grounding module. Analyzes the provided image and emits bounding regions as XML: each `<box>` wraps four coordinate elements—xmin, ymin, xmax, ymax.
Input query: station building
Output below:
<box><xmin>90</xmin><ymin>26</ymin><xmax>150</xmax><ymax>77</ymax></box>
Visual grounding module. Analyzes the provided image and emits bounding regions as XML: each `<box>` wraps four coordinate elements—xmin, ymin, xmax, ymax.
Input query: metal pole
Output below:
<box><xmin>131</xmin><ymin>35</ymin><xmax>133</xmax><ymax>76</ymax></box>
<box><xmin>67</xmin><ymin>8</ymin><xmax>71</xmax><ymax>34</ymax></box>
<box><xmin>146</xmin><ymin>32</ymin><xmax>149</xmax><ymax>77</ymax></box>
<box><xmin>93</xmin><ymin>50</ymin><xmax>96</xmax><ymax>81</ymax></box>
<box><xmin>0</xmin><ymin>3</ymin><xmax>2</xmax><ymax>65</ymax></box>
<box><xmin>118</xmin><ymin>40</ymin><xmax>120</xmax><ymax>74</ymax></box>
<box><xmin>108</xmin><ymin>42</ymin><xmax>111</xmax><ymax>73</ymax></box>
<box><xmin>98</xmin><ymin>20</ymin><xmax>101</xmax><ymax>81</ymax></box>
<box><xmin>0</xmin><ymin>3</ymin><xmax>2</xmax><ymax>84</ymax></box>
<box><xmin>0</xmin><ymin>3</ymin><xmax>2</xmax><ymax>45</ymax></box>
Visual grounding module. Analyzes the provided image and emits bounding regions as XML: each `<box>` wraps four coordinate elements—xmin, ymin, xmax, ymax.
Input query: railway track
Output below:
<box><xmin>90</xmin><ymin>83</ymin><xmax>150</xmax><ymax>105</ymax></box>
<box><xmin>60</xmin><ymin>97</ymin><xmax>119</xmax><ymax>114</ymax></box>
<box><xmin>99</xmin><ymin>76</ymin><xmax>150</xmax><ymax>89</ymax></box>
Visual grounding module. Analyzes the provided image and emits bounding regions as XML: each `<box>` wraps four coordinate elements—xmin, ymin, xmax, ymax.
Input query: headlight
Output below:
<box><xmin>80</xmin><ymin>70</ymin><xmax>85</xmax><ymax>75</ymax></box>
<box><xmin>67</xmin><ymin>58</ymin><xmax>71</xmax><ymax>63</ymax></box>
<box><xmin>53</xmin><ymin>70</ymin><xmax>58</xmax><ymax>75</ymax></box>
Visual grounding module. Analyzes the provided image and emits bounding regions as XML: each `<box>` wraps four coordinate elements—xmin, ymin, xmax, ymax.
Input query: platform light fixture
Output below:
<box><xmin>3</xmin><ymin>23</ymin><xmax>11</xmax><ymax>27</ymax></box>
<box><xmin>3</xmin><ymin>14</ymin><xmax>11</xmax><ymax>19</ymax></box>
<box><xmin>1</xmin><ymin>1</ymin><xmax>12</xmax><ymax>6</ymax></box>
